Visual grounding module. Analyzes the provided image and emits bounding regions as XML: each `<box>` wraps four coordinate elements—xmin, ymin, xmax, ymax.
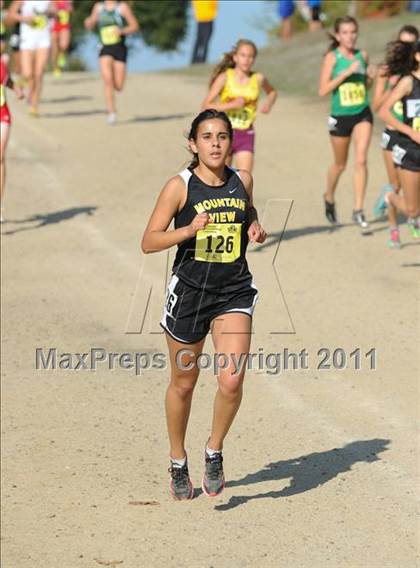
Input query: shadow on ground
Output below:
<box><xmin>42</xmin><ymin>96</ymin><xmax>93</xmax><ymax>104</ymax></box>
<box><xmin>1</xmin><ymin>206</ymin><xmax>97</xmax><ymax>235</ymax></box>
<box><xmin>119</xmin><ymin>112</ymin><xmax>192</xmax><ymax>124</ymax></box>
<box><xmin>41</xmin><ymin>109</ymin><xmax>106</xmax><ymax>118</ymax></box>
<box><xmin>200</xmin><ymin>438</ymin><xmax>390</xmax><ymax>511</ymax></box>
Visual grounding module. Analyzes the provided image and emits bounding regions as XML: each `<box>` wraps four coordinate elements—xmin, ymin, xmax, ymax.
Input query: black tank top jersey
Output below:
<box><xmin>402</xmin><ymin>75</ymin><xmax>420</xmax><ymax>133</ymax></box>
<box><xmin>173</xmin><ymin>167</ymin><xmax>253</xmax><ymax>294</ymax></box>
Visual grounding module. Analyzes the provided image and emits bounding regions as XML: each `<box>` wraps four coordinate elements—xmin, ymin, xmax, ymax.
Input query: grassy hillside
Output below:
<box><xmin>166</xmin><ymin>12</ymin><xmax>420</xmax><ymax>97</ymax></box>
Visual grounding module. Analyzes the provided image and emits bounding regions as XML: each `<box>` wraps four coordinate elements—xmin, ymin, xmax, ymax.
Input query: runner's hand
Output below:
<box><xmin>367</xmin><ymin>64</ymin><xmax>377</xmax><ymax>80</ymax></box>
<box><xmin>188</xmin><ymin>213</ymin><xmax>209</xmax><ymax>236</ymax></box>
<box><xmin>248</xmin><ymin>221</ymin><xmax>267</xmax><ymax>243</ymax></box>
<box><xmin>345</xmin><ymin>61</ymin><xmax>360</xmax><ymax>76</ymax></box>
<box><xmin>259</xmin><ymin>100</ymin><xmax>272</xmax><ymax>114</ymax></box>
<box><xmin>388</xmin><ymin>74</ymin><xmax>399</xmax><ymax>87</ymax></box>
<box><xmin>377</xmin><ymin>64</ymin><xmax>389</xmax><ymax>79</ymax></box>
<box><xmin>230</xmin><ymin>97</ymin><xmax>245</xmax><ymax>109</ymax></box>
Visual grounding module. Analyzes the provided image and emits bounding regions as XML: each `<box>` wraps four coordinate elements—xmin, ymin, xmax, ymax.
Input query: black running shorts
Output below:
<box><xmin>381</xmin><ymin>128</ymin><xmax>400</xmax><ymax>152</ymax></box>
<box><xmin>328</xmin><ymin>107</ymin><xmax>373</xmax><ymax>137</ymax></box>
<box><xmin>160</xmin><ymin>274</ymin><xmax>258</xmax><ymax>344</ymax></box>
<box><xmin>99</xmin><ymin>43</ymin><xmax>127</xmax><ymax>63</ymax></box>
<box><xmin>392</xmin><ymin>138</ymin><xmax>420</xmax><ymax>172</ymax></box>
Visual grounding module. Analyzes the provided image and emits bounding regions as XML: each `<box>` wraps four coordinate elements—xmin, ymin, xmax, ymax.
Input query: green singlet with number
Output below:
<box><xmin>331</xmin><ymin>49</ymin><xmax>369</xmax><ymax>116</ymax></box>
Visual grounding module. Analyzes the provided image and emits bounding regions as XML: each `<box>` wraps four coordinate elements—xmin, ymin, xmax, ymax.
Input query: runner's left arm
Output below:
<box><xmin>259</xmin><ymin>75</ymin><xmax>277</xmax><ymax>114</ymax></box>
<box><xmin>119</xmin><ymin>2</ymin><xmax>140</xmax><ymax>36</ymax></box>
<box><xmin>362</xmin><ymin>50</ymin><xmax>375</xmax><ymax>89</ymax></box>
<box><xmin>240</xmin><ymin>170</ymin><xmax>267</xmax><ymax>244</ymax></box>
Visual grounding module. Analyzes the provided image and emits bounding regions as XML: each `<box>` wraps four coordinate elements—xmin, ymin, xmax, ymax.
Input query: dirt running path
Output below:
<box><xmin>1</xmin><ymin>72</ymin><xmax>419</xmax><ymax>568</ymax></box>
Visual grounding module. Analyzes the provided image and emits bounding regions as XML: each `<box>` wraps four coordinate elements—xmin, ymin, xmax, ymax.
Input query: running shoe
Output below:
<box><xmin>324</xmin><ymin>197</ymin><xmax>337</xmax><ymax>224</ymax></box>
<box><xmin>107</xmin><ymin>113</ymin><xmax>117</xmax><ymax>125</ymax></box>
<box><xmin>373</xmin><ymin>183</ymin><xmax>393</xmax><ymax>219</ymax></box>
<box><xmin>352</xmin><ymin>209</ymin><xmax>370</xmax><ymax>231</ymax></box>
<box><xmin>387</xmin><ymin>228</ymin><xmax>401</xmax><ymax>249</ymax></box>
<box><xmin>53</xmin><ymin>67</ymin><xmax>62</xmax><ymax>79</ymax></box>
<box><xmin>202</xmin><ymin>449</ymin><xmax>225</xmax><ymax>497</ymax></box>
<box><xmin>57</xmin><ymin>52</ymin><xmax>67</xmax><ymax>70</ymax></box>
<box><xmin>29</xmin><ymin>107</ymin><xmax>39</xmax><ymax>118</ymax></box>
<box><xmin>168</xmin><ymin>461</ymin><xmax>194</xmax><ymax>501</ymax></box>
<box><xmin>407</xmin><ymin>218</ymin><xmax>420</xmax><ymax>239</ymax></box>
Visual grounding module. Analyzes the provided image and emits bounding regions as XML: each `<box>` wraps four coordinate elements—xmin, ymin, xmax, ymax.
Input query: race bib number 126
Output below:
<box><xmin>195</xmin><ymin>223</ymin><xmax>241</xmax><ymax>263</ymax></box>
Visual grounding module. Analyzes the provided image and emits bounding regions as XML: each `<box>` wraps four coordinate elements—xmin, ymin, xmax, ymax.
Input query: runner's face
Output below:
<box><xmin>398</xmin><ymin>32</ymin><xmax>417</xmax><ymax>43</ymax></box>
<box><xmin>234</xmin><ymin>44</ymin><xmax>256</xmax><ymax>73</ymax></box>
<box><xmin>336</xmin><ymin>23</ymin><xmax>358</xmax><ymax>51</ymax></box>
<box><xmin>190</xmin><ymin>119</ymin><xmax>231</xmax><ymax>168</ymax></box>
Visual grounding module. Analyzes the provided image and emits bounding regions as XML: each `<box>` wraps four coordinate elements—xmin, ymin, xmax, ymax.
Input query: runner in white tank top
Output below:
<box><xmin>7</xmin><ymin>0</ymin><xmax>54</xmax><ymax>116</ymax></box>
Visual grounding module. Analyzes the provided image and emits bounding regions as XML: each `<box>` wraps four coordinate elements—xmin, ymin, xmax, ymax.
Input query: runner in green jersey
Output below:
<box><xmin>319</xmin><ymin>16</ymin><xmax>375</xmax><ymax>233</ymax></box>
<box><xmin>84</xmin><ymin>1</ymin><xmax>138</xmax><ymax>124</ymax></box>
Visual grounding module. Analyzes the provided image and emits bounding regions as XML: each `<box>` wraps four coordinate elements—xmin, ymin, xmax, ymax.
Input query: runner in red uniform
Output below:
<box><xmin>0</xmin><ymin>55</ymin><xmax>24</xmax><ymax>222</ymax></box>
<box><xmin>51</xmin><ymin>0</ymin><xmax>72</xmax><ymax>77</ymax></box>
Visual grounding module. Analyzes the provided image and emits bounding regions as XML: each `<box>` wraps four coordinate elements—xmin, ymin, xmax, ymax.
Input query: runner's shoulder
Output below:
<box><xmin>235</xmin><ymin>169</ymin><xmax>252</xmax><ymax>192</ymax></box>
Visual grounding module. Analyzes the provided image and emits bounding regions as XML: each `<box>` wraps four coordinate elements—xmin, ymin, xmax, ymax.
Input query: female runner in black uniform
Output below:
<box><xmin>378</xmin><ymin>40</ymin><xmax>420</xmax><ymax>247</ymax></box>
<box><xmin>142</xmin><ymin>109</ymin><xmax>267</xmax><ymax>500</ymax></box>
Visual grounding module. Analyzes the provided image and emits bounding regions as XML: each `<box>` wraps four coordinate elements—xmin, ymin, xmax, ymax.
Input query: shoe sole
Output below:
<box><xmin>201</xmin><ymin>475</ymin><xmax>225</xmax><ymax>497</ymax></box>
<box><xmin>169</xmin><ymin>479</ymin><xmax>194</xmax><ymax>501</ymax></box>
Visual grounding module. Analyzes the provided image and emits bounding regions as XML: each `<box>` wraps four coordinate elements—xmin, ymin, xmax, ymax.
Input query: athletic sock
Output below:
<box><xmin>206</xmin><ymin>445</ymin><xmax>222</xmax><ymax>457</ymax></box>
<box><xmin>170</xmin><ymin>456</ymin><xmax>187</xmax><ymax>468</ymax></box>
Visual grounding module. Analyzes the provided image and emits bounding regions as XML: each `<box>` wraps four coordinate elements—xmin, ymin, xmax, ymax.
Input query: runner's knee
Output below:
<box><xmin>334</xmin><ymin>162</ymin><xmax>346</xmax><ymax>173</ymax></box>
<box><xmin>355</xmin><ymin>156</ymin><xmax>367</xmax><ymax>168</ymax></box>
<box><xmin>218</xmin><ymin>375</ymin><xmax>243</xmax><ymax>398</ymax></box>
<box><xmin>169</xmin><ymin>378</ymin><xmax>197</xmax><ymax>400</ymax></box>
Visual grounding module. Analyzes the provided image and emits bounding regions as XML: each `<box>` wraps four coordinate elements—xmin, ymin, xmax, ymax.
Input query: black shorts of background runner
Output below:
<box><xmin>328</xmin><ymin>106</ymin><xmax>373</xmax><ymax>137</ymax></box>
<box><xmin>381</xmin><ymin>128</ymin><xmax>401</xmax><ymax>152</ymax></box>
<box><xmin>99</xmin><ymin>43</ymin><xmax>127</xmax><ymax>63</ymax></box>
<box><xmin>392</xmin><ymin>136</ymin><xmax>420</xmax><ymax>172</ymax></box>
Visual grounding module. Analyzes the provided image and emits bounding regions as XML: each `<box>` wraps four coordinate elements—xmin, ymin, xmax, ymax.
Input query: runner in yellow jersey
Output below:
<box><xmin>202</xmin><ymin>39</ymin><xmax>277</xmax><ymax>173</ymax></box>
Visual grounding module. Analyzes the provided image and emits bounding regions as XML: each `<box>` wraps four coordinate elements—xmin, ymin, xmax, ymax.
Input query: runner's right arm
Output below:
<box><xmin>5</xmin><ymin>1</ymin><xmax>32</xmax><ymax>25</ymax></box>
<box><xmin>318</xmin><ymin>51</ymin><xmax>359</xmax><ymax>97</ymax></box>
<box><xmin>84</xmin><ymin>2</ymin><xmax>101</xmax><ymax>31</ymax></box>
<box><xmin>201</xmin><ymin>72</ymin><xmax>246</xmax><ymax>112</ymax></box>
<box><xmin>141</xmin><ymin>176</ymin><xmax>209</xmax><ymax>254</ymax></box>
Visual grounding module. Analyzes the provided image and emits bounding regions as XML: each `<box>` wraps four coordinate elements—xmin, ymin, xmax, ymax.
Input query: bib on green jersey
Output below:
<box><xmin>98</xmin><ymin>4</ymin><xmax>126</xmax><ymax>46</ymax></box>
<box><xmin>331</xmin><ymin>49</ymin><xmax>369</xmax><ymax>116</ymax></box>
